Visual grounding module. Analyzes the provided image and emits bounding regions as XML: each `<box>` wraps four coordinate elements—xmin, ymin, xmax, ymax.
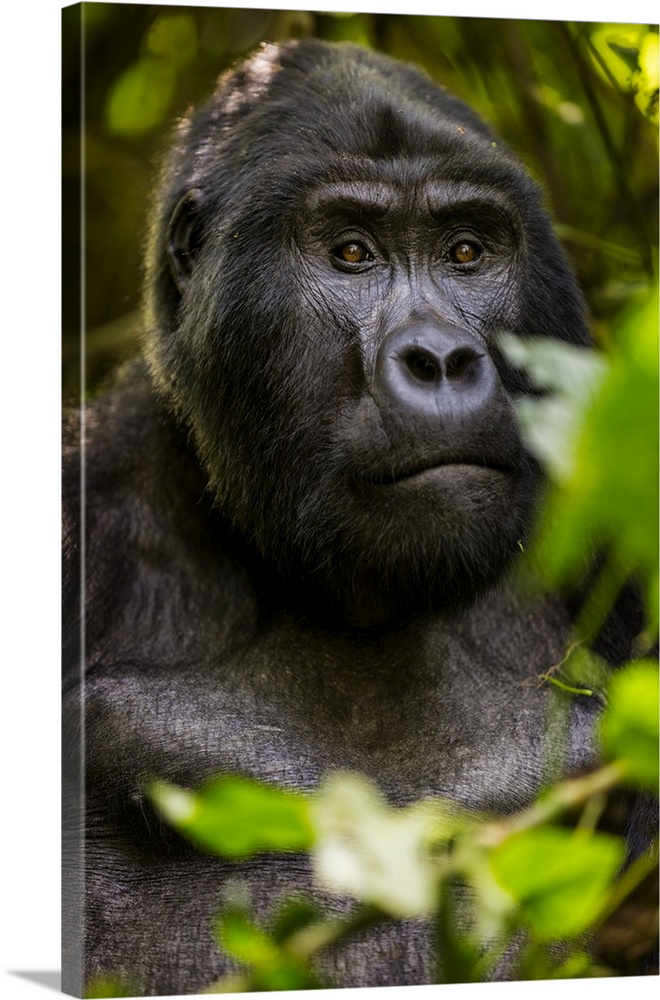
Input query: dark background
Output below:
<box><xmin>62</xmin><ymin>4</ymin><xmax>659</xmax><ymax>399</ymax></box>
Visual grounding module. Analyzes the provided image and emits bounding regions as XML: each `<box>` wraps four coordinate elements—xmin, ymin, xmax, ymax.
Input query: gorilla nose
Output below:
<box><xmin>375</xmin><ymin>323</ymin><xmax>497</xmax><ymax>419</ymax></box>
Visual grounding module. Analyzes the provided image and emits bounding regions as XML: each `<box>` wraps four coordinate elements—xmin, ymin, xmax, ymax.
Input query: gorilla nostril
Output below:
<box><xmin>401</xmin><ymin>348</ymin><xmax>441</xmax><ymax>384</ymax></box>
<box><xmin>400</xmin><ymin>345</ymin><xmax>482</xmax><ymax>385</ymax></box>
<box><xmin>445</xmin><ymin>346</ymin><xmax>481</xmax><ymax>380</ymax></box>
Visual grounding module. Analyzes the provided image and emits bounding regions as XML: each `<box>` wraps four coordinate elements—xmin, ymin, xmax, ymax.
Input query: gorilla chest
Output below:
<box><xmin>221</xmin><ymin>603</ymin><xmax>591</xmax><ymax>811</ymax></box>
<box><xmin>95</xmin><ymin>591</ymin><xmax>597</xmax><ymax>815</ymax></box>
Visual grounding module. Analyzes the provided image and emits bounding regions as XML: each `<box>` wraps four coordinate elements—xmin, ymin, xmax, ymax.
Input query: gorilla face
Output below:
<box><xmin>144</xmin><ymin>40</ymin><xmax>589</xmax><ymax>625</ymax></box>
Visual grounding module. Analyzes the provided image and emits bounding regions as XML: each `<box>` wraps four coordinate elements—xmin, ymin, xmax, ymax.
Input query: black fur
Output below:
<box><xmin>63</xmin><ymin>41</ymin><xmax>644</xmax><ymax>995</ymax></box>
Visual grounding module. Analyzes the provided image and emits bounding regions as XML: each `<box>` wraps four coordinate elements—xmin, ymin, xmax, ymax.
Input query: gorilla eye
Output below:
<box><xmin>449</xmin><ymin>241</ymin><xmax>481</xmax><ymax>265</ymax></box>
<box><xmin>334</xmin><ymin>241</ymin><xmax>372</xmax><ymax>265</ymax></box>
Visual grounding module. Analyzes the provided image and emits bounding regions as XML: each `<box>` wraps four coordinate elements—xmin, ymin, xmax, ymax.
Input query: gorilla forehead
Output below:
<box><xmin>182</xmin><ymin>40</ymin><xmax>531</xmax><ymax>200</ymax></box>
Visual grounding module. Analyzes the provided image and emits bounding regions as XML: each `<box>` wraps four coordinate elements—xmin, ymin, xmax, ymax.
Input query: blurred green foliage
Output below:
<box><xmin>600</xmin><ymin>660</ymin><xmax>660</xmax><ymax>790</ymax></box>
<box><xmin>149</xmin><ymin>773</ymin><xmax>314</xmax><ymax>856</ymax></box>
<box><xmin>84</xmin><ymin>973</ymin><xmax>140</xmax><ymax>998</ymax></box>
<box><xmin>142</xmin><ymin>655</ymin><xmax>658</xmax><ymax>993</ymax></box>
<box><xmin>63</xmin><ymin>6</ymin><xmax>658</xmax><ymax>397</ymax></box>
<box><xmin>489</xmin><ymin>825</ymin><xmax>624</xmax><ymax>940</ymax></box>
<box><xmin>501</xmin><ymin>283</ymin><xmax>659</xmax><ymax>635</ymax></box>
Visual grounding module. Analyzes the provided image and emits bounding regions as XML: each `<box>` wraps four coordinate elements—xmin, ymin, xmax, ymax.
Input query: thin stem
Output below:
<box><xmin>593</xmin><ymin>840</ymin><xmax>659</xmax><ymax>928</ymax></box>
<box><xmin>476</xmin><ymin>762</ymin><xmax>624</xmax><ymax>848</ymax></box>
<box><xmin>285</xmin><ymin>905</ymin><xmax>383</xmax><ymax>960</ymax></box>
<box><xmin>203</xmin><ymin>905</ymin><xmax>385</xmax><ymax>993</ymax></box>
<box><xmin>573</xmin><ymin>552</ymin><xmax>627</xmax><ymax>649</ymax></box>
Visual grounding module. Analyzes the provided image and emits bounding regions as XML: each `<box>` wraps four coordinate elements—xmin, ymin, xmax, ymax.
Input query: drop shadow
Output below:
<box><xmin>9</xmin><ymin>971</ymin><xmax>62</xmax><ymax>992</ymax></box>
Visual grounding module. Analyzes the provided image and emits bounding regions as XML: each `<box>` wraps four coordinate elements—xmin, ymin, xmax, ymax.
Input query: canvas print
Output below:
<box><xmin>62</xmin><ymin>4</ymin><xmax>659</xmax><ymax>997</ymax></box>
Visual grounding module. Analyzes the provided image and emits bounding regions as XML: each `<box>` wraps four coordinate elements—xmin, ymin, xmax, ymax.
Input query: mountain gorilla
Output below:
<box><xmin>62</xmin><ymin>40</ymin><xmax>644</xmax><ymax>996</ymax></box>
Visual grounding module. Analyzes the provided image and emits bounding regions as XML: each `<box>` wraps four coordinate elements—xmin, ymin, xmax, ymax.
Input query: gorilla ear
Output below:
<box><xmin>166</xmin><ymin>189</ymin><xmax>204</xmax><ymax>295</ymax></box>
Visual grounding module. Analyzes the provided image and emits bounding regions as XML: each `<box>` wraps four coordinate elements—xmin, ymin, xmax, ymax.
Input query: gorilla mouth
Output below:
<box><xmin>362</xmin><ymin>456</ymin><xmax>514</xmax><ymax>486</ymax></box>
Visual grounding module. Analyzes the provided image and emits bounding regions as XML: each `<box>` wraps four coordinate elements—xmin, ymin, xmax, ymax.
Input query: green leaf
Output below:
<box><xmin>84</xmin><ymin>973</ymin><xmax>141</xmax><ymax>998</ymax></box>
<box><xmin>214</xmin><ymin>900</ymin><xmax>322</xmax><ymax>991</ymax></box>
<box><xmin>607</xmin><ymin>40</ymin><xmax>641</xmax><ymax>74</ymax></box>
<box><xmin>550</xmin><ymin>949</ymin><xmax>612</xmax><ymax>979</ymax></box>
<box><xmin>147</xmin><ymin>13</ymin><xmax>197</xmax><ymax>69</ymax></box>
<box><xmin>502</xmin><ymin>286</ymin><xmax>659</xmax><ymax>634</ymax></box>
<box><xmin>271</xmin><ymin>898</ymin><xmax>322</xmax><ymax>944</ymax></box>
<box><xmin>498</xmin><ymin>333</ymin><xmax>607</xmax><ymax>482</ymax></box>
<box><xmin>634</xmin><ymin>31</ymin><xmax>659</xmax><ymax>123</ymax></box>
<box><xmin>106</xmin><ymin>57</ymin><xmax>176</xmax><ymax>135</ymax></box>
<box><xmin>311</xmin><ymin>772</ymin><xmax>440</xmax><ymax>916</ymax></box>
<box><xmin>490</xmin><ymin>826</ymin><xmax>624</xmax><ymax>940</ymax></box>
<box><xmin>252</xmin><ymin>960</ymin><xmax>321</xmax><ymax>991</ymax></box>
<box><xmin>600</xmin><ymin>660</ymin><xmax>659</xmax><ymax>791</ymax></box>
<box><xmin>217</xmin><ymin>900</ymin><xmax>278</xmax><ymax>966</ymax></box>
<box><xmin>149</xmin><ymin>774</ymin><xmax>314</xmax><ymax>857</ymax></box>
<box><xmin>588</xmin><ymin>24</ymin><xmax>646</xmax><ymax>90</ymax></box>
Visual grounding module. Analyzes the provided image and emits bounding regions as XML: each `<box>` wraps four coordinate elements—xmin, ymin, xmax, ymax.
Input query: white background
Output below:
<box><xmin>1</xmin><ymin>1</ymin><xmax>657</xmax><ymax>999</ymax></box>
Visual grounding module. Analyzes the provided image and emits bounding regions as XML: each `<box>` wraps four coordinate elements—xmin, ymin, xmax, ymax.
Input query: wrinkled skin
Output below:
<box><xmin>62</xmin><ymin>41</ymin><xmax>649</xmax><ymax>996</ymax></box>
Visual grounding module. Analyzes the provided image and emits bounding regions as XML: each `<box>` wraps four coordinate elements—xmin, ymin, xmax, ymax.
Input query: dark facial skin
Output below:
<box><xmin>161</xmin><ymin>152</ymin><xmax>545</xmax><ymax>625</ymax></box>
<box><xmin>282</xmin><ymin>176</ymin><xmax>531</xmax><ymax>623</ymax></box>
<box><xmin>62</xmin><ymin>40</ymin><xmax>652</xmax><ymax>997</ymax></box>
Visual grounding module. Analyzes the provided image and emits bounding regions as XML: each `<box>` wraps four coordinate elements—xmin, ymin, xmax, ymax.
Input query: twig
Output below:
<box><xmin>476</xmin><ymin>762</ymin><xmax>624</xmax><ymax>848</ymax></box>
<box><xmin>593</xmin><ymin>840</ymin><xmax>659</xmax><ymax>928</ymax></box>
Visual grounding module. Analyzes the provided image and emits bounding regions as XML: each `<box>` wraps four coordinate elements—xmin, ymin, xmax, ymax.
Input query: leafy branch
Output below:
<box><xmin>138</xmin><ymin>656</ymin><xmax>657</xmax><ymax>993</ymax></box>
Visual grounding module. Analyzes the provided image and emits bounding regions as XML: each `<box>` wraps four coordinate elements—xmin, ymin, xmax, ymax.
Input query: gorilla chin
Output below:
<box><xmin>291</xmin><ymin>462</ymin><xmax>536</xmax><ymax>627</ymax></box>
